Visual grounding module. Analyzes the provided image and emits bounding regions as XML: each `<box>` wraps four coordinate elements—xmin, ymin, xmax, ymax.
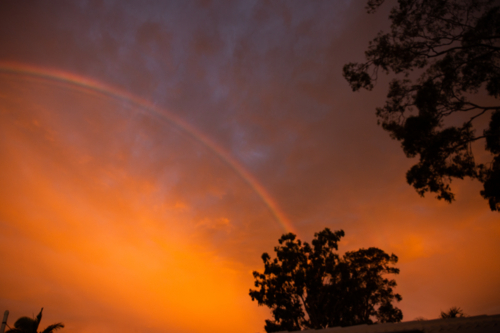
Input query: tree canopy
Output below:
<box><xmin>249</xmin><ymin>228</ymin><xmax>402</xmax><ymax>332</ymax></box>
<box><xmin>343</xmin><ymin>0</ymin><xmax>500</xmax><ymax>211</ymax></box>
<box><xmin>6</xmin><ymin>308</ymin><xmax>64</xmax><ymax>333</ymax></box>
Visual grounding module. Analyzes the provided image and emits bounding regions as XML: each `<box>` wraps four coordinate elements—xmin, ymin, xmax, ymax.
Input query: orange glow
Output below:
<box><xmin>0</xmin><ymin>74</ymin><xmax>273</xmax><ymax>333</ymax></box>
<box><xmin>0</xmin><ymin>10</ymin><xmax>499</xmax><ymax>330</ymax></box>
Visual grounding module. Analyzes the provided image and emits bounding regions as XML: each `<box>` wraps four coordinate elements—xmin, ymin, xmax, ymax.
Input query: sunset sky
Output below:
<box><xmin>0</xmin><ymin>1</ymin><xmax>499</xmax><ymax>333</ymax></box>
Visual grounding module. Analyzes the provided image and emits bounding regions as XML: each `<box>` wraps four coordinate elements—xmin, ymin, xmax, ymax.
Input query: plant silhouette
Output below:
<box><xmin>249</xmin><ymin>228</ymin><xmax>402</xmax><ymax>332</ymax></box>
<box><xmin>6</xmin><ymin>308</ymin><xmax>63</xmax><ymax>333</ymax></box>
<box><xmin>441</xmin><ymin>307</ymin><xmax>467</xmax><ymax>319</ymax></box>
<box><xmin>344</xmin><ymin>0</ymin><xmax>500</xmax><ymax>211</ymax></box>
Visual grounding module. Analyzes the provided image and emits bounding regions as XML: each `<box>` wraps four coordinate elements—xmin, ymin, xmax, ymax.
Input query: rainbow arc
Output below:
<box><xmin>0</xmin><ymin>61</ymin><xmax>297</xmax><ymax>235</ymax></box>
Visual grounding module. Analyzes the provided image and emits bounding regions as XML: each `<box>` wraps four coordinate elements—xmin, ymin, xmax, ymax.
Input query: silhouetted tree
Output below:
<box><xmin>6</xmin><ymin>308</ymin><xmax>63</xmax><ymax>333</ymax></box>
<box><xmin>249</xmin><ymin>228</ymin><xmax>402</xmax><ymax>332</ymax></box>
<box><xmin>343</xmin><ymin>0</ymin><xmax>500</xmax><ymax>211</ymax></box>
<box><xmin>440</xmin><ymin>307</ymin><xmax>467</xmax><ymax>319</ymax></box>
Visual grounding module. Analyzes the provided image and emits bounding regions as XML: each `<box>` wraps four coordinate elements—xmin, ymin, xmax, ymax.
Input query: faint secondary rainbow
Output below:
<box><xmin>0</xmin><ymin>61</ymin><xmax>297</xmax><ymax>235</ymax></box>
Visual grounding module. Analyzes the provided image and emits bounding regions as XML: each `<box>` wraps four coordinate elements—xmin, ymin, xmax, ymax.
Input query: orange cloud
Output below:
<box><xmin>0</xmin><ymin>76</ymin><xmax>274</xmax><ymax>333</ymax></box>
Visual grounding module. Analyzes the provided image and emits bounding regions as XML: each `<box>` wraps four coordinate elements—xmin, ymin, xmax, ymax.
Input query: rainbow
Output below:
<box><xmin>0</xmin><ymin>61</ymin><xmax>298</xmax><ymax>235</ymax></box>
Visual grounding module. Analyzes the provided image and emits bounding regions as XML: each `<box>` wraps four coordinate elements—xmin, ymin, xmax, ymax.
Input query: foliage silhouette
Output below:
<box><xmin>440</xmin><ymin>306</ymin><xmax>467</xmax><ymax>319</ymax></box>
<box><xmin>343</xmin><ymin>0</ymin><xmax>500</xmax><ymax>211</ymax></box>
<box><xmin>249</xmin><ymin>228</ymin><xmax>402</xmax><ymax>332</ymax></box>
<box><xmin>6</xmin><ymin>308</ymin><xmax>63</xmax><ymax>333</ymax></box>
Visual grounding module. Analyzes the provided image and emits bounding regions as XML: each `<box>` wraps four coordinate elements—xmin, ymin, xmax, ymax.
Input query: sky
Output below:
<box><xmin>0</xmin><ymin>1</ymin><xmax>499</xmax><ymax>333</ymax></box>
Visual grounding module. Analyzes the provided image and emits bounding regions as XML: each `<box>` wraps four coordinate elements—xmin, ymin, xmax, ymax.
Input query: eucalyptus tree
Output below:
<box><xmin>250</xmin><ymin>228</ymin><xmax>402</xmax><ymax>332</ymax></box>
<box><xmin>344</xmin><ymin>0</ymin><xmax>500</xmax><ymax>211</ymax></box>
